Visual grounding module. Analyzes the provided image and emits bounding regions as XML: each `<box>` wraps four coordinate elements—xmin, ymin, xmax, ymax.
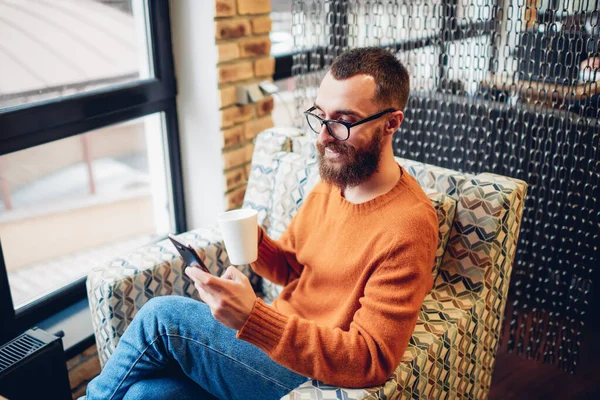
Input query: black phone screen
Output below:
<box><xmin>168</xmin><ymin>234</ymin><xmax>211</xmax><ymax>274</ymax></box>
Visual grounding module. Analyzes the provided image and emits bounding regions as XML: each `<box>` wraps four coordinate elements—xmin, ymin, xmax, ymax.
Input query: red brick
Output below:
<box><xmin>215</xmin><ymin>18</ymin><xmax>251</xmax><ymax>39</ymax></box>
<box><xmin>225</xmin><ymin>185</ymin><xmax>247</xmax><ymax>210</ymax></box>
<box><xmin>223</xmin><ymin>143</ymin><xmax>254</xmax><ymax>170</ymax></box>
<box><xmin>82</xmin><ymin>345</ymin><xmax>97</xmax><ymax>358</ymax></box>
<box><xmin>68</xmin><ymin>354</ymin><xmax>101</xmax><ymax>390</ymax></box>
<box><xmin>239</xmin><ymin>37</ymin><xmax>271</xmax><ymax>58</ymax></box>
<box><xmin>256</xmin><ymin>96</ymin><xmax>274</xmax><ymax>117</ymax></box>
<box><xmin>251</xmin><ymin>16</ymin><xmax>272</xmax><ymax>34</ymax></box>
<box><xmin>254</xmin><ymin>57</ymin><xmax>275</xmax><ymax>77</ymax></box>
<box><xmin>244</xmin><ymin>115</ymin><xmax>274</xmax><ymax>140</ymax></box>
<box><xmin>216</xmin><ymin>0</ymin><xmax>236</xmax><ymax>17</ymax></box>
<box><xmin>237</xmin><ymin>0</ymin><xmax>271</xmax><ymax>15</ymax></box>
<box><xmin>222</xmin><ymin>125</ymin><xmax>245</xmax><ymax>148</ymax></box>
<box><xmin>224</xmin><ymin>167</ymin><xmax>248</xmax><ymax>190</ymax></box>
<box><xmin>218</xmin><ymin>61</ymin><xmax>254</xmax><ymax>83</ymax></box>
<box><xmin>220</xmin><ymin>86</ymin><xmax>237</xmax><ymax>108</ymax></box>
<box><xmin>218</xmin><ymin>42</ymin><xmax>239</xmax><ymax>62</ymax></box>
<box><xmin>221</xmin><ymin>104</ymin><xmax>254</xmax><ymax>128</ymax></box>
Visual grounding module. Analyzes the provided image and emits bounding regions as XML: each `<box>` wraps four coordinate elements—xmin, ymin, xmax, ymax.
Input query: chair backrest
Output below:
<box><xmin>243</xmin><ymin>128</ymin><xmax>527</xmax><ymax>305</ymax></box>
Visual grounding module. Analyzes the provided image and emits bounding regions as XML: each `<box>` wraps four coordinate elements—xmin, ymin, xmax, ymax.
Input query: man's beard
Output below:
<box><xmin>316</xmin><ymin>128</ymin><xmax>383</xmax><ymax>189</ymax></box>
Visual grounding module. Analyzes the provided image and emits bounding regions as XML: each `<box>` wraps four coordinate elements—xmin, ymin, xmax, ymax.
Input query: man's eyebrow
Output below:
<box><xmin>313</xmin><ymin>104</ymin><xmax>364</xmax><ymax>118</ymax></box>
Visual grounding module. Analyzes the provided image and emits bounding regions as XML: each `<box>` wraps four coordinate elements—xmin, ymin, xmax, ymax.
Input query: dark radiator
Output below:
<box><xmin>0</xmin><ymin>327</ymin><xmax>71</xmax><ymax>400</ymax></box>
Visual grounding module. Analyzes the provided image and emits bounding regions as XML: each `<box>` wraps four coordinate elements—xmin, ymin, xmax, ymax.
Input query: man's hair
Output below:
<box><xmin>330</xmin><ymin>47</ymin><xmax>410</xmax><ymax>111</ymax></box>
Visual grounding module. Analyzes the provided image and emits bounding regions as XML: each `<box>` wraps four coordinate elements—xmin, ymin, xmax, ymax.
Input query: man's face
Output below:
<box><xmin>316</xmin><ymin>127</ymin><xmax>383</xmax><ymax>188</ymax></box>
<box><xmin>313</xmin><ymin>73</ymin><xmax>386</xmax><ymax>188</ymax></box>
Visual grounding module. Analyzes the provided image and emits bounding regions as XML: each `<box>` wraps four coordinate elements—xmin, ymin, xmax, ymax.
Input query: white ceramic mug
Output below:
<box><xmin>217</xmin><ymin>208</ymin><xmax>258</xmax><ymax>265</ymax></box>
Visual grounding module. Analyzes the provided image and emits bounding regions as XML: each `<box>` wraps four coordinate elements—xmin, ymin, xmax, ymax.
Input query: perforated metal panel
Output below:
<box><xmin>0</xmin><ymin>333</ymin><xmax>44</xmax><ymax>373</ymax></box>
<box><xmin>291</xmin><ymin>0</ymin><xmax>599</xmax><ymax>372</ymax></box>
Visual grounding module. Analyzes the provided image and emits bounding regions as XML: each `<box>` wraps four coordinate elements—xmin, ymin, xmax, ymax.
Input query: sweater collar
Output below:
<box><xmin>334</xmin><ymin>164</ymin><xmax>407</xmax><ymax>214</ymax></box>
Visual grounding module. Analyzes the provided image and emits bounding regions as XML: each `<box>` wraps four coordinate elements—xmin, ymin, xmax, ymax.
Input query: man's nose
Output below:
<box><xmin>317</xmin><ymin>122</ymin><xmax>335</xmax><ymax>145</ymax></box>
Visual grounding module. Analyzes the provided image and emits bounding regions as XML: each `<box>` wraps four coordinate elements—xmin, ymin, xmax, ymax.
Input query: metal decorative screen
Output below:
<box><xmin>291</xmin><ymin>0</ymin><xmax>599</xmax><ymax>372</ymax></box>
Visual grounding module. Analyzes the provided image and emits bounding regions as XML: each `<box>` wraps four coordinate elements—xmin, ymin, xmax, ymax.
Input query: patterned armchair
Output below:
<box><xmin>87</xmin><ymin>127</ymin><xmax>527</xmax><ymax>399</ymax></box>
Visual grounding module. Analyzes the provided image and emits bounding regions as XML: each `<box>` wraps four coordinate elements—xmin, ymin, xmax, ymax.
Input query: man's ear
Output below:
<box><xmin>384</xmin><ymin>111</ymin><xmax>404</xmax><ymax>135</ymax></box>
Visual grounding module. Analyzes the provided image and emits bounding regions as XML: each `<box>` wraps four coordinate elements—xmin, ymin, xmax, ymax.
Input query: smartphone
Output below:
<box><xmin>167</xmin><ymin>234</ymin><xmax>211</xmax><ymax>274</ymax></box>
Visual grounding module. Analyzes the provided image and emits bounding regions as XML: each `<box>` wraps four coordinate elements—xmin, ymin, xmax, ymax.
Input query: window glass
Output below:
<box><xmin>0</xmin><ymin>113</ymin><xmax>173</xmax><ymax>309</ymax></box>
<box><xmin>0</xmin><ymin>0</ymin><xmax>153</xmax><ymax>110</ymax></box>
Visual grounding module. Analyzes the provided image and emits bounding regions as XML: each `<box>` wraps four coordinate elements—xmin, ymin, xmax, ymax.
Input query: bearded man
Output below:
<box><xmin>83</xmin><ymin>47</ymin><xmax>438</xmax><ymax>400</ymax></box>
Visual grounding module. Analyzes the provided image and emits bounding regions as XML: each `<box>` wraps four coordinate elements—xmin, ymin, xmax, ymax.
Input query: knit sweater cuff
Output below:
<box><xmin>236</xmin><ymin>298</ymin><xmax>288</xmax><ymax>353</ymax></box>
<box><xmin>256</xmin><ymin>228</ymin><xmax>281</xmax><ymax>265</ymax></box>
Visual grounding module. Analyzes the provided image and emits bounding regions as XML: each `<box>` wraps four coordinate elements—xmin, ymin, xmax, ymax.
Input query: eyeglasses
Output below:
<box><xmin>304</xmin><ymin>106</ymin><xmax>397</xmax><ymax>141</ymax></box>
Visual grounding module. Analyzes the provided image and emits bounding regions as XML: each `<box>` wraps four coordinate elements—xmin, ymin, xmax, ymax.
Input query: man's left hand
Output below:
<box><xmin>185</xmin><ymin>265</ymin><xmax>257</xmax><ymax>331</ymax></box>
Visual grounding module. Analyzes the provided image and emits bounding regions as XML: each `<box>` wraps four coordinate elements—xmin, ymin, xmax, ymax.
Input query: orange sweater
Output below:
<box><xmin>237</xmin><ymin>166</ymin><xmax>438</xmax><ymax>387</ymax></box>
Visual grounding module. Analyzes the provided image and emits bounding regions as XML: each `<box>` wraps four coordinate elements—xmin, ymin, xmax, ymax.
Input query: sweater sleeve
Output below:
<box><xmin>249</xmin><ymin>216</ymin><xmax>305</xmax><ymax>286</ymax></box>
<box><xmin>237</xmin><ymin>228</ymin><xmax>436</xmax><ymax>388</ymax></box>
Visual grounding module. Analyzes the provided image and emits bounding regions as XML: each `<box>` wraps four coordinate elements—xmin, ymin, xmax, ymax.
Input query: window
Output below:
<box><xmin>0</xmin><ymin>0</ymin><xmax>185</xmax><ymax>342</ymax></box>
<box><xmin>0</xmin><ymin>0</ymin><xmax>153</xmax><ymax>110</ymax></box>
<box><xmin>271</xmin><ymin>0</ymin><xmax>293</xmax><ymax>56</ymax></box>
<box><xmin>1</xmin><ymin>114</ymin><xmax>173</xmax><ymax>309</ymax></box>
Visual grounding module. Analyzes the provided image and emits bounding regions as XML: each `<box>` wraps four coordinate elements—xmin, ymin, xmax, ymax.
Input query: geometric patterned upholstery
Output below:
<box><xmin>265</xmin><ymin>152</ymin><xmax>319</xmax><ymax>240</ymax></box>
<box><xmin>86</xmin><ymin>127</ymin><xmax>527</xmax><ymax>399</ymax></box>
<box><xmin>87</xmin><ymin>227</ymin><xmax>228</xmax><ymax>366</ymax></box>
<box><xmin>242</xmin><ymin>127</ymin><xmax>304</xmax><ymax>229</ymax></box>
<box><xmin>423</xmin><ymin>188</ymin><xmax>456</xmax><ymax>280</ymax></box>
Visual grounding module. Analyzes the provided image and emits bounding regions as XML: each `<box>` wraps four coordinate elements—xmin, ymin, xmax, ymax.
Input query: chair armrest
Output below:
<box><xmin>87</xmin><ymin>227</ymin><xmax>232</xmax><ymax>367</ymax></box>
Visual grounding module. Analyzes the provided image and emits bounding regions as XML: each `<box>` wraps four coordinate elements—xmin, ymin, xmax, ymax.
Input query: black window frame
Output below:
<box><xmin>0</xmin><ymin>0</ymin><xmax>186</xmax><ymax>343</ymax></box>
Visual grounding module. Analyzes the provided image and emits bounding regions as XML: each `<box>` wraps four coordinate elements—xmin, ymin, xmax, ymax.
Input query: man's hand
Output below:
<box><xmin>185</xmin><ymin>265</ymin><xmax>257</xmax><ymax>331</ymax></box>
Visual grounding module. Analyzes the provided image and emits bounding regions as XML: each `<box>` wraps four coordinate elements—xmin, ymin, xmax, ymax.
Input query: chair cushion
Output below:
<box><xmin>242</xmin><ymin>128</ymin><xmax>304</xmax><ymax>229</ymax></box>
<box><xmin>422</xmin><ymin>188</ymin><xmax>457</xmax><ymax>279</ymax></box>
<box><xmin>260</xmin><ymin>152</ymin><xmax>458</xmax><ymax>301</ymax></box>
<box><xmin>266</xmin><ymin>152</ymin><xmax>320</xmax><ymax>240</ymax></box>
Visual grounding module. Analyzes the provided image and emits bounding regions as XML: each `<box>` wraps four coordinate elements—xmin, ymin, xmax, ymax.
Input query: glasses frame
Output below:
<box><xmin>304</xmin><ymin>106</ymin><xmax>397</xmax><ymax>141</ymax></box>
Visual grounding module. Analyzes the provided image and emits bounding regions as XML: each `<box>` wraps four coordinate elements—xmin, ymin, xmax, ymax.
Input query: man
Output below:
<box><xmin>84</xmin><ymin>47</ymin><xmax>438</xmax><ymax>400</ymax></box>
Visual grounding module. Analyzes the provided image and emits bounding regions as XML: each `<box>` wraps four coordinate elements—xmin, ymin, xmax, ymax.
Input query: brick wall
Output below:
<box><xmin>67</xmin><ymin>344</ymin><xmax>101</xmax><ymax>399</ymax></box>
<box><xmin>217</xmin><ymin>0</ymin><xmax>275</xmax><ymax>209</ymax></box>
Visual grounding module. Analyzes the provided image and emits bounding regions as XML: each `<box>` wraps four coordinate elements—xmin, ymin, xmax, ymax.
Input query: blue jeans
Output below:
<box><xmin>83</xmin><ymin>296</ymin><xmax>308</xmax><ymax>400</ymax></box>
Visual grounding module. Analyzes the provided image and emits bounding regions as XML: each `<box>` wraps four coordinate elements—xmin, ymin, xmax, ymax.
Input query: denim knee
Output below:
<box><xmin>143</xmin><ymin>295</ymin><xmax>192</xmax><ymax>310</ymax></box>
<box><xmin>123</xmin><ymin>376</ymin><xmax>209</xmax><ymax>400</ymax></box>
<box><xmin>136</xmin><ymin>296</ymin><xmax>196</xmax><ymax>324</ymax></box>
